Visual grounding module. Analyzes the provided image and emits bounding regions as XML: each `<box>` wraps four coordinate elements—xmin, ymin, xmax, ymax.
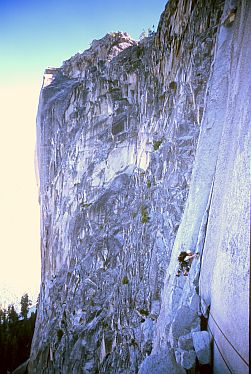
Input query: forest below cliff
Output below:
<box><xmin>0</xmin><ymin>295</ymin><xmax>36</xmax><ymax>374</ymax></box>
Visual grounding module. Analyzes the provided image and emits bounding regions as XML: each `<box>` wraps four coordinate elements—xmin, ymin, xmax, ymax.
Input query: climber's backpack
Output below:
<box><xmin>177</xmin><ymin>251</ymin><xmax>188</xmax><ymax>263</ymax></box>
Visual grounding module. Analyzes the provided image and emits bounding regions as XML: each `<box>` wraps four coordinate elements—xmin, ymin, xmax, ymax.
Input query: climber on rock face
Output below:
<box><xmin>176</xmin><ymin>250</ymin><xmax>199</xmax><ymax>277</ymax></box>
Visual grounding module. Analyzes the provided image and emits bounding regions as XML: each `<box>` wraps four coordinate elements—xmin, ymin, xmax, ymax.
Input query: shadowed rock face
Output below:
<box><xmin>29</xmin><ymin>0</ymin><xmax>249</xmax><ymax>373</ymax></box>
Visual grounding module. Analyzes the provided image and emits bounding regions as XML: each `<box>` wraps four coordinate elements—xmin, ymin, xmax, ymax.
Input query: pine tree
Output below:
<box><xmin>20</xmin><ymin>293</ymin><xmax>32</xmax><ymax>320</ymax></box>
<box><xmin>7</xmin><ymin>304</ymin><xmax>19</xmax><ymax>323</ymax></box>
<box><xmin>0</xmin><ymin>308</ymin><xmax>7</xmax><ymax>324</ymax></box>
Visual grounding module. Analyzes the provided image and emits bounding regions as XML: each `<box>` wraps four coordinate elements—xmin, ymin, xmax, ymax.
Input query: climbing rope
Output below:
<box><xmin>209</xmin><ymin>310</ymin><xmax>249</xmax><ymax>368</ymax></box>
<box><xmin>207</xmin><ymin>322</ymin><xmax>233</xmax><ymax>374</ymax></box>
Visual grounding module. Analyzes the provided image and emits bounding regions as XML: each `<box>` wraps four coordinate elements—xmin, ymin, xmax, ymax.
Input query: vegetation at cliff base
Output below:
<box><xmin>0</xmin><ymin>293</ymin><xmax>36</xmax><ymax>373</ymax></box>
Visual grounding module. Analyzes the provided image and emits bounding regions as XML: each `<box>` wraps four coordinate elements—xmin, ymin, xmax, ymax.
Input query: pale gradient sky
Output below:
<box><xmin>0</xmin><ymin>0</ymin><xmax>167</xmax><ymax>306</ymax></box>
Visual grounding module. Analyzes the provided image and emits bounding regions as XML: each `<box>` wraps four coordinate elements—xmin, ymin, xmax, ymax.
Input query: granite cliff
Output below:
<box><xmin>29</xmin><ymin>0</ymin><xmax>250</xmax><ymax>373</ymax></box>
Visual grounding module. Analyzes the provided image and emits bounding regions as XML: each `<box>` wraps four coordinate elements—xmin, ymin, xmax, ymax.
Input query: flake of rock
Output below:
<box><xmin>192</xmin><ymin>331</ymin><xmax>210</xmax><ymax>365</ymax></box>
<box><xmin>178</xmin><ymin>333</ymin><xmax>194</xmax><ymax>350</ymax></box>
<box><xmin>180</xmin><ymin>349</ymin><xmax>197</xmax><ymax>370</ymax></box>
<box><xmin>169</xmin><ymin>306</ymin><xmax>198</xmax><ymax>347</ymax></box>
<box><xmin>189</xmin><ymin>294</ymin><xmax>200</xmax><ymax>314</ymax></box>
<box><xmin>138</xmin><ymin>349</ymin><xmax>186</xmax><ymax>374</ymax></box>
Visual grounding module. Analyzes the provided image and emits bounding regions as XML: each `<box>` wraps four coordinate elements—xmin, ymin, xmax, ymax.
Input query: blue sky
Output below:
<box><xmin>0</xmin><ymin>0</ymin><xmax>167</xmax><ymax>306</ymax></box>
<box><xmin>1</xmin><ymin>0</ymin><xmax>167</xmax><ymax>82</ymax></box>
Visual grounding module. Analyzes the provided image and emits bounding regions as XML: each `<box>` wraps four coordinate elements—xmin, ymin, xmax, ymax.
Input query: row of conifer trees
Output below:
<box><xmin>0</xmin><ymin>293</ymin><xmax>36</xmax><ymax>374</ymax></box>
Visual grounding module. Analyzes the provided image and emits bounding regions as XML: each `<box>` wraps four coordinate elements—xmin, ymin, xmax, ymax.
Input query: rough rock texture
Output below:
<box><xmin>30</xmin><ymin>0</ymin><xmax>249</xmax><ymax>373</ymax></box>
<box><xmin>138</xmin><ymin>349</ymin><xmax>185</xmax><ymax>374</ymax></box>
<box><xmin>192</xmin><ymin>331</ymin><xmax>210</xmax><ymax>365</ymax></box>
<box><xmin>147</xmin><ymin>1</ymin><xmax>250</xmax><ymax>373</ymax></box>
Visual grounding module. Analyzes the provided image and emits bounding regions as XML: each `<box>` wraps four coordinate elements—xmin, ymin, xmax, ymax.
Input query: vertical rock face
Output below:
<box><xmin>30</xmin><ymin>1</ymin><xmax>249</xmax><ymax>373</ymax></box>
